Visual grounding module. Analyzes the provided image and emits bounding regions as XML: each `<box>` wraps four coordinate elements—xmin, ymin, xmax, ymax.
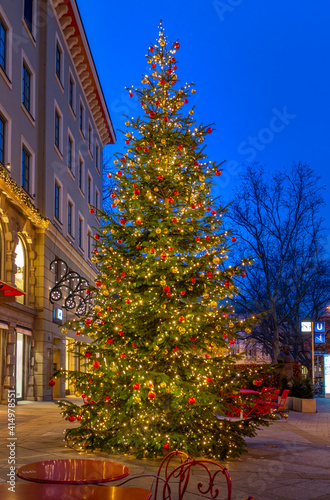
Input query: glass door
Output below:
<box><xmin>16</xmin><ymin>333</ymin><xmax>24</xmax><ymax>399</ymax></box>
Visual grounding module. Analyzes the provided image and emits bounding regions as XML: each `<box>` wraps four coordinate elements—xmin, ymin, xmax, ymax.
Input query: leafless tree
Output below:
<box><xmin>227</xmin><ymin>162</ymin><xmax>330</xmax><ymax>364</ymax></box>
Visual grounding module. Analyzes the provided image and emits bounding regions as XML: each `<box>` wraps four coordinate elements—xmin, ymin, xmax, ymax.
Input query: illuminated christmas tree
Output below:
<box><xmin>56</xmin><ymin>24</ymin><xmax>276</xmax><ymax>459</ymax></box>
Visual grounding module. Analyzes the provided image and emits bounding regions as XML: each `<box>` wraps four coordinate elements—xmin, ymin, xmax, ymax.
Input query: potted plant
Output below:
<box><xmin>290</xmin><ymin>378</ymin><xmax>316</xmax><ymax>413</ymax></box>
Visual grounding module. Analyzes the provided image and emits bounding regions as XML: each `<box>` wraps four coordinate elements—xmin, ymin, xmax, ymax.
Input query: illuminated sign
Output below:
<box><xmin>53</xmin><ymin>307</ymin><xmax>63</xmax><ymax>324</ymax></box>
<box><xmin>325</xmin><ymin>355</ymin><xmax>330</xmax><ymax>396</ymax></box>
<box><xmin>301</xmin><ymin>321</ymin><xmax>312</xmax><ymax>333</ymax></box>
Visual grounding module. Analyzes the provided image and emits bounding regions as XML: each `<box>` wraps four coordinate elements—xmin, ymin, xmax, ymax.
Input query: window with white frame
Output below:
<box><xmin>67</xmin><ymin>132</ymin><xmax>74</xmax><ymax>173</ymax></box>
<box><xmin>22</xmin><ymin>62</ymin><xmax>31</xmax><ymax>113</ymax></box>
<box><xmin>0</xmin><ymin>114</ymin><xmax>5</xmax><ymax>164</ymax></box>
<box><xmin>0</xmin><ymin>17</ymin><xmax>7</xmax><ymax>73</ymax></box>
<box><xmin>78</xmin><ymin>214</ymin><xmax>84</xmax><ymax>250</ymax></box>
<box><xmin>67</xmin><ymin>197</ymin><xmax>74</xmax><ymax>237</ymax></box>
<box><xmin>54</xmin><ymin>102</ymin><xmax>63</xmax><ymax>153</ymax></box>
<box><xmin>87</xmin><ymin>226</ymin><xmax>92</xmax><ymax>260</ymax></box>
<box><xmin>95</xmin><ymin>142</ymin><xmax>100</xmax><ymax>172</ymax></box>
<box><xmin>23</xmin><ymin>0</ymin><xmax>33</xmax><ymax>35</ymax></box>
<box><xmin>55</xmin><ymin>40</ymin><xmax>63</xmax><ymax>84</ymax></box>
<box><xmin>68</xmin><ymin>71</ymin><xmax>75</xmax><ymax>111</ymax></box>
<box><xmin>79</xmin><ymin>100</ymin><xmax>84</xmax><ymax>136</ymax></box>
<box><xmin>88</xmin><ymin>123</ymin><xmax>92</xmax><ymax>154</ymax></box>
<box><xmin>54</xmin><ymin>178</ymin><xmax>62</xmax><ymax>221</ymax></box>
<box><xmin>21</xmin><ymin>145</ymin><xmax>31</xmax><ymax>193</ymax></box>
<box><xmin>87</xmin><ymin>173</ymin><xmax>92</xmax><ymax>204</ymax></box>
<box><xmin>95</xmin><ymin>187</ymin><xmax>100</xmax><ymax>211</ymax></box>
<box><xmin>78</xmin><ymin>155</ymin><xmax>84</xmax><ymax>193</ymax></box>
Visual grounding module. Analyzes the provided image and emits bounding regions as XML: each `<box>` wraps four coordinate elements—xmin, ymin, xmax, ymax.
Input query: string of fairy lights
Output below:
<box><xmin>55</xmin><ymin>24</ymin><xmax>277</xmax><ymax>460</ymax></box>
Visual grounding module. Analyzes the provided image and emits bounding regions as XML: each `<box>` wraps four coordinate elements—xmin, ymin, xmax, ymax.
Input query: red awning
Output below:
<box><xmin>0</xmin><ymin>281</ymin><xmax>25</xmax><ymax>297</ymax></box>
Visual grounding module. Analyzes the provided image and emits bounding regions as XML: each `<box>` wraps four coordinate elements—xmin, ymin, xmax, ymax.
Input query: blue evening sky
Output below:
<box><xmin>77</xmin><ymin>0</ymin><xmax>329</xmax><ymax>225</ymax></box>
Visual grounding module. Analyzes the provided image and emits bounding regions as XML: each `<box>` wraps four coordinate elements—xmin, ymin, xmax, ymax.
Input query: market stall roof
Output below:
<box><xmin>0</xmin><ymin>281</ymin><xmax>25</xmax><ymax>298</ymax></box>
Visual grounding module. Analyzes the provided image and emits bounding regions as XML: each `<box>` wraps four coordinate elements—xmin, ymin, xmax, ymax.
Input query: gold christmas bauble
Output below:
<box><xmin>199</xmin><ymin>176</ymin><xmax>205</xmax><ymax>182</ymax></box>
<box><xmin>94</xmin><ymin>304</ymin><xmax>101</xmax><ymax>311</ymax></box>
<box><xmin>61</xmin><ymin>328</ymin><xmax>68</xmax><ymax>335</ymax></box>
<box><xmin>91</xmin><ymin>257</ymin><xmax>98</xmax><ymax>263</ymax></box>
<box><xmin>189</xmin><ymin>226</ymin><xmax>194</xmax><ymax>231</ymax></box>
<box><xmin>164</xmin><ymin>228</ymin><xmax>169</xmax><ymax>234</ymax></box>
<box><xmin>102</xmin><ymin>273</ymin><xmax>107</xmax><ymax>278</ymax></box>
<box><xmin>200</xmin><ymin>273</ymin><xmax>205</xmax><ymax>277</ymax></box>
<box><xmin>161</xmin><ymin>304</ymin><xmax>166</xmax><ymax>309</ymax></box>
<box><xmin>189</xmin><ymin>110</ymin><xmax>194</xmax><ymax>115</ymax></box>
<box><xmin>245</xmin><ymin>328</ymin><xmax>251</xmax><ymax>334</ymax></box>
<box><xmin>154</xmin><ymin>187</ymin><xmax>159</xmax><ymax>192</ymax></box>
<box><xmin>203</xmin><ymin>293</ymin><xmax>209</xmax><ymax>299</ymax></box>
<box><xmin>134</xmin><ymin>396</ymin><xmax>141</xmax><ymax>403</ymax></box>
<box><xmin>179</xmin><ymin>327</ymin><xmax>185</xmax><ymax>333</ymax></box>
<box><xmin>103</xmin><ymin>290</ymin><xmax>109</xmax><ymax>296</ymax></box>
<box><xmin>213</xmin><ymin>257</ymin><xmax>220</xmax><ymax>264</ymax></box>
<box><xmin>200</xmin><ymin>184</ymin><xmax>205</xmax><ymax>190</ymax></box>
<box><xmin>114</xmin><ymin>159</ymin><xmax>119</xmax><ymax>164</ymax></box>
<box><xmin>216</xmin><ymin>325</ymin><xmax>221</xmax><ymax>331</ymax></box>
<box><xmin>147</xmin><ymin>59</ymin><xmax>152</xmax><ymax>64</ymax></box>
<box><xmin>160</xmin><ymin>382</ymin><xmax>167</xmax><ymax>388</ymax></box>
<box><xmin>229</xmin><ymin>322</ymin><xmax>234</xmax><ymax>328</ymax></box>
<box><xmin>161</xmin><ymin>139</ymin><xmax>166</xmax><ymax>144</ymax></box>
<box><xmin>161</xmin><ymin>275</ymin><xmax>167</xmax><ymax>280</ymax></box>
<box><xmin>191</xmin><ymin>89</ymin><xmax>196</xmax><ymax>94</ymax></box>
<box><xmin>210</xmin><ymin>301</ymin><xmax>218</xmax><ymax>308</ymax></box>
<box><xmin>112</xmin><ymin>366</ymin><xmax>118</xmax><ymax>372</ymax></box>
<box><xmin>199</xmin><ymin>138</ymin><xmax>204</xmax><ymax>143</ymax></box>
<box><xmin>156</xmin><ymin>228</ymin><xmax>161</xmax><ymax>234</ymax></box>
<box><xmin>125</xmin><ymin>121</ymin><xmax>130</xmax><ymax>126</ymax></box>
<box><xmin>154</xmin><ymin>345</ymin><xmax>159</xmax><ymax>351</ymax></box>
<box><xmin>188</xmin><ymin>286</ymin><xmax>193</xmax><ymax>291</ymax></box>
<box><xmin>111</xmin><ymin>229</ymin><xmax>115</xmax><ymax>234</ymax></box>
<box><xmin>160</xmin><ymin>40</ymin><xmax>165</xmax><ymax>47</ymax></box>
<box><xmin>145</xmin><ymin>175</ymin><xmax>150</xmax><ymax>180</ymax></box>
<box><xmin>126</xmin><ymin>132</ymin><xmax>131</xmax><ymax>138</ymax></box>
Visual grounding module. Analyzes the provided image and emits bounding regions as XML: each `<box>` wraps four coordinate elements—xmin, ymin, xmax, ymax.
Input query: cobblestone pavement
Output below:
<box><xmin>0</xmin><ymin>397</ymin><xmax>329</xmax><ymax>499</ymax></box>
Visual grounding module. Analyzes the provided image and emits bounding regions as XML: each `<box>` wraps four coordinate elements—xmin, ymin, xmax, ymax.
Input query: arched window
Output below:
<box><xmin>15</xmin><ymin>237</ymin><xmax>25</xmax><ymax>304</ymax></box>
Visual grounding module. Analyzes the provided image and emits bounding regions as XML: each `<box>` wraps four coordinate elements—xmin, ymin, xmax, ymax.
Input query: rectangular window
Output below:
<box><xmin>0</xmin><ymin>115</ymin><xmax>5</xmax><ymax>164</ymax></box>
<box><xmin>79</xmin><ymin>158</ymin><xmax>84</xmax><ymax>192</ymax></box>
<box><xmin>68</xmin><ymin>135</ymin><xmax>73</xmax><ymax>172</ymax></box>
<box><xmin>68</xmin><ymin>200</ymin><xmax>73</xmax><ymax>236</ymax></box>
<box><xmin>22</xmin><ymin>147</ymin><xmax>30</xmax><ymax>193</ymax></box>
<box><xmin>87</xmin><ymin>230</ymin><xmax>92</xmax><ymax>259</ymax></box>
<box><xmin>78</xmin><ymin>217</ymin><xmax>83</xmax><ymax>249</ymax></box>
<box><xmin>55</xmin><ymin>110</ymin><xmax>60</xmax><ymax>149</ymax></box>
<box><xmin>88</xmin><ymin>124</ymin><xmax>92</xmax><ymax>152</ymax></box>
<box><xmin>69</xmin><ymin>76</ymin><xmax>74</xmax><ymax>109</ymax></box>
<box><xmin>87</xmin><ymin>175</ymin><xmax>92</xmax><ymax>204</ymax></box>
<box><xmin>22</xmin><ymin>63</ymin><xmax>31</xmax><ymax>113</ymax></box>
<box><xmin>54</xmin><ymin>181</ymin><xmax>60</xmax><ymax>220</ymax></box>
<box><xmin>55</xmin><ymin>43</ymin><xmax>62</xmax><ymax>82</ymax></box>
<box><xmin>0</xmin><ymin>19</ymin><xmax>7</xmax><ymax>72</ymax></box>
<box><xmin>79</xmin><ymin>102</ymin><xmax>84</xmax><ymax>134</ymax></box>
<box><xmin>95</xmin><ymin>189</ymin><xmax>99</xmax><ymax>210</ymax></box>
<box><xmin>24</xmin><ymin>0</ymin><xmax>33</xmax><ymax>34</ymax></box>
<box><xmin>95</xmin><ymin>143</ymin><xmax>99</xmax><ymax>171</ymax></box>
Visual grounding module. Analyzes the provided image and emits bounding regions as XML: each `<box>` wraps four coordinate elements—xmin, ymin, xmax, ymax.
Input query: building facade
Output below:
<box><xmin>0</xmin><ymin>0</ymin><xmax>115</xmax><ymax>403</ymax></box>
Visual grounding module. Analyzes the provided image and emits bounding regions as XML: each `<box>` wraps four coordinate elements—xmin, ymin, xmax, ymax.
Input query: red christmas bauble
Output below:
<box><xmin>105</xmin><ymin>395</ymin><xmax>111</xmax><ymax>401</ymax></box>
<box><xmin>222</xmin><ymin>333</ymin><xmax>228</xmax><ymax>339</ymax></box>
<box><xmin>126</xmin><ymin>299</ymin><xmax>131</xmax><ymax>304</ymax></box>
<box><xmin>120</xmin><ymin>218</ymin><xmax>126</xmax><ymax>225</ymax></box>
<box><xmin>106</xmin><ymin>339</ymin><xmax>113</xmax><ymax>344</ymax></box>
<box><xmin>187</xmin><ymin>397</ymin><xmax>196</xmax><ymax>404</ymax></box>
<box><xmin>163</xmin><ymin>286</ymin><xmax>170</xmax><ymax>293</ymax></box>
<box><xmin>190</xmin><ymin>336</ymin><xmax>196</xmax><ymax>341</ymax></box>
<box><xmin>195</xmin><ymin>237</ymin><xmax>200</xmax><ymax>242</ymax></box>
<box><xmin>179</xmin><ymin>316</ymin><xmax>184</xmax><ymax>322</ymax></box>
<box><xmin>166</xmin><ymin>292</ymin><xmax>172</xmax><ymax>297</ymax></box>
<box><xmin>224</xmin><ymin>281</ymin><xmax>230</xmax><ymax>287</ymax></box>
<box><xmin>172</xmin><ymin>218</ymin><xmax>177</xmax><ymax>223</ymax></box>
<box><xmin>77</xmin><ymin>415</ymin><xmax>82</xmax><ymax>421</ymax></box>
<box><xmin>134</xmin><ymin>189</ymin><xmax>140</xmax><ymax>195</ymax></box>
<box><xmin>207</xmin><ymin>377</ymin><xmax>213</xmax><ymax>382</ymax></box>
<box><xmin>85</xmin><ymin>318</ymin><xmax>92</xmax><ymax>326</ymax></box>
<box><xmin>211</xmin><ymin>210</ymin><xmax>216</xmax><ymax>215</ymax></box>
<box><xmin>241</xmin><ymin>272</ymin><xmax>246</xmax><ymax>277</ymax></box>
<box><xmin>191</xmin><ymin>204</ymin><xmax>196</xmax><ymax>209</ymax></box>
<box><xmin>180</xmin><ymin>291</ymin><xmax>185</xmax><ymax>295</ymax></box>
<box><xmin>149</xmin><ymin>111</ymin><xmax>156</xmax><ymax>117</ymax></box>
<box><xmin>108</xmin><ymin>173</ymin><xmax>112</xmax><ymax>178</ymax></box>
<box><xmin>173</xmin><ymin>346</ymin><xmax>179</xmax><ymax>352</ymax></box>
<box><xmin>133</xmin><ymin>383</ymin><xmax>140</xmax><ymax>390</ymax></box>
<box><xmin>207</xmin><ymin>127</ymin><xmax>212</xmax><ymax>133</ymax></box>
<box><xmin>215</xmin><ymin>170</ymin><xmax>221</xmax><ymax>176</ymax></box>
<box><xmin>158</xmin><ymin>174</ymin><xmax>164</xmax><ymax>180</ymax></box>
<box><xmin>136</xmin><ymin>245</ymin><xmax>141</xmax><ymax>249</ymax></box>
<box><xmin>163</xmin><ymin>116</ymin><xmax>169</xmax><ymax>122</ymax></box>
<box><xmin>93</xmin><ymin>360</ymin><xmax>100</xmax><ymax>368</ymax></box>
<box><xmin>155</xmin><ymin>100</ymin><xmax>160</xmax><ymax>106</ymax></box>
<box><xmin>191</xmin><ymin>278</ymin><xmax>196</xmax><ymax>283</ymax></box>
<box><xmin>149</xmin><ymin>47</ymin><xmax>154</xmax><ymax>52</ymax></box>
<box><xmin>231</xmin><ymin>237</ymin><xmax>237</xmax><ymax>242</ymax></box>
<box><xmin>150</xmin><ymin>248</ymin><xmax>155</xmax><ymax>253</ymax></box>
<box><xmin>229</xmin><ymin>339</ymin><xmax>236</xmax><ymax>345</ymax></box>
<box><xmin>207</xmin><ymin>272</ymin><xmax>212</xmax><ymax>278</ymax></box>
<box><xmin>205</xmin><ymin>354</ymin><xmax>210</xmax><ymax>359</ymax></box>
<box><xmin>121</xmin><ymin>272</ymin><xmax>126</xmax><ymax>277</ymax></box>
<box><xmin>148</xmin><ymin>391</ymin><xmax>156</xmax><ymax>399</ymax></box>
<box><xmin>89</xmin><ymin>208</ymin><xmax>95</xmax><ymax>213</ymax></box>
<box><xmin>110</xmin><ymin>193</ymin><xmax>116</xmax><ymax>199</ymax></box>
<box><xmin>117</xmin><ymin>240</ymin><xmax>122</xmax><ymax>244</ymax></box>
<box><xmin>184</xmin><ymin>99</ymin><xmax>188</xmax><ymax>103</ymax></box>
<box><xmin>173</xmin><ymin>65</ymin><xmax>177</xmax><ymax>70</ymax></box>
<box><xmin>174</xmin><ymin>42</ymin><xmax>180</xmax><ymax>49</ymax></box>
<box><xmin>94</xmin><ymin>234</ymin><xmax>99</xmax><ymax>240</ymax></box>
<box><xmin>117</xmin><ymin>170</ymin><xmax>122</xmax><ymax>176</ymax></box>
<box><xmin>49</xmin><ymin>380</ymin><xmax>55</xmax><ymax>387</ymax></box>
<box><xmin>68</xmin><ymin>415</ymin><xmax>75</xmax><ymax>422</ymax></box>
<box><xmin>144</xmin><ymin>147</ymin><xmax>149</xmax><ymax>153</ymax></box>
<box><xmin>85</xmin><ymin>351</ymin><xmax>92</xmax><ymax>358</ymax></box>
<box><xmin>169</xmin><ymin>247</ymin><xmax>174</xmax><ymax>251</ymax></box>
<box><xmin>161</xmin><ymin>252</ymin><xmax>167</xmax><ymax>259</ymax></box>
<box><xmin>76</xmin><ymin>331</ymin><xmax>81</xmax><ymax>336</ymax></box>
<box><xmin>136</xmin><ymin>219</ymin><xmax>142</xmax><ymax>225</ymax></box>
<box><xmin>164</xmin><ymin>443</ymin><xmax>170</xmax><ymax>451</ymax></box>
<box><xmin>125</xmin><ymin>140</ymin><xmax>130</xmax><ymax>144</ymax></box>
<box><xmin>168</xmin><ymin>197</ymin><xmax>174</xmax><ymax>203</ymax></box>
<box><xmin>152</xmin><ymin>63</ymin><xmax>156</xmax><ymax>68</ymax></box>
<box><xmin>206</xmin><ymin>236</ymin><xmax>210</xmax><ymax>240</ymax></box>
<box><xmin>129</xmin><ymin>92</ymin><xmax>133</xmax><ymax>97</ymax></box>
<box><xmin>174</xmin><ymin>190</ymin><xmax>179</xmax><ymax>195</ymax></box>
<box><xmin>178</xmin><ymin>144</ymin><xmax>183</xmax><ymax>149</ymax></box>
<box><xmin>194</xmin><ymin>161</ymin><xmax>199</xmax><ymax>167</ymax></box>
